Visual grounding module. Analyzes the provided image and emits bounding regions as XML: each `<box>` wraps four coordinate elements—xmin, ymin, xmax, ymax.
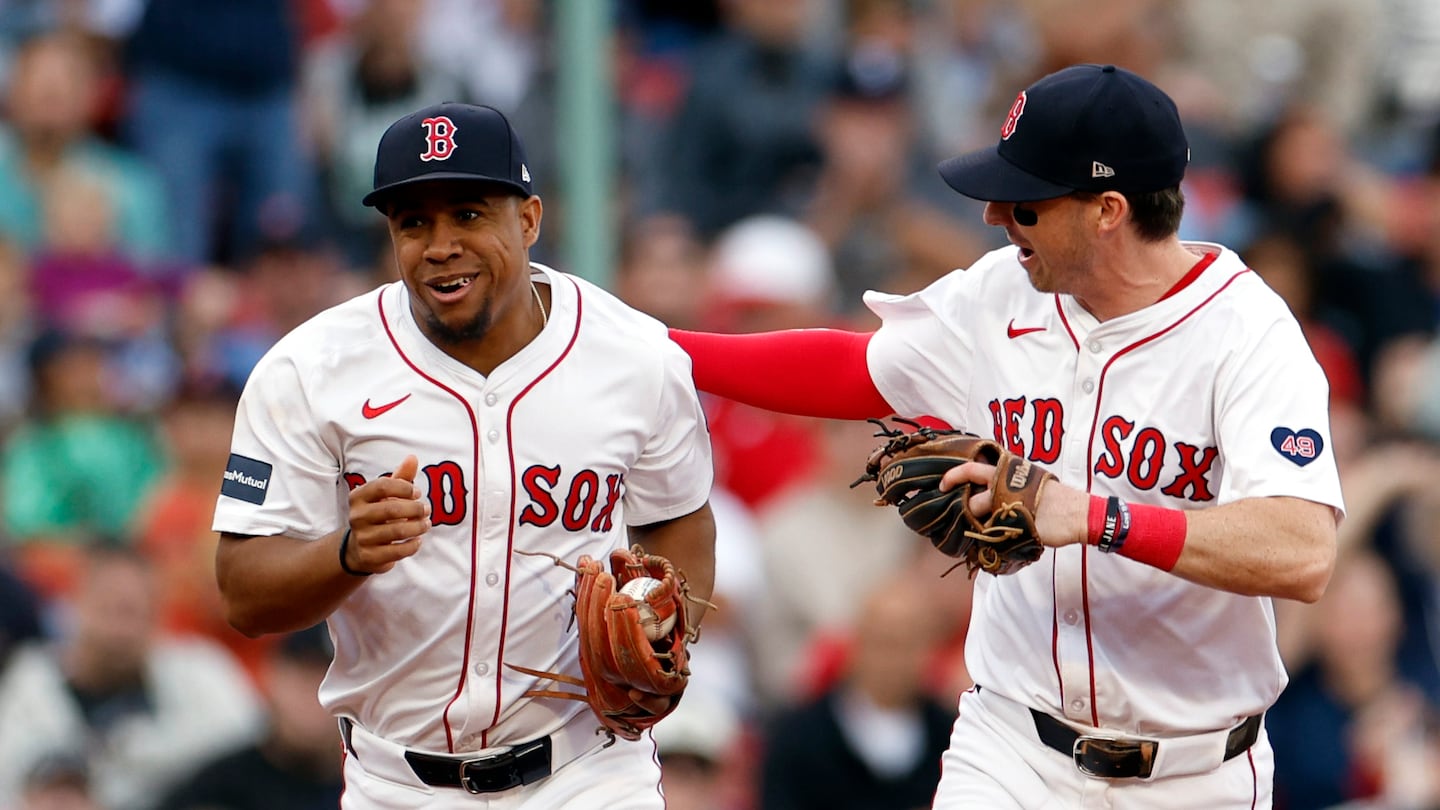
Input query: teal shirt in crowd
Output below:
<box><xmin>1</xmin><ymin>414</ymin><xmax>165</xmax><ymax>542</ymax></box>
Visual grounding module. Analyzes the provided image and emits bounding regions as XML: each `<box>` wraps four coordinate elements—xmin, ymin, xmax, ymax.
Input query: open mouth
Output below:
<box><xmin>425</xmin><ymin>274</ymin><xmax>479</xmax><ymax>303</ymax></box>
<box><xmin>429</xmin><ymin>276</ymin><xmax>474</xmax><ymax>293</ymax></box>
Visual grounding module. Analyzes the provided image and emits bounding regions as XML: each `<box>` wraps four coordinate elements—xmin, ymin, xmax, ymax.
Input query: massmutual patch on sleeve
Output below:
<box><xmin>222</xmin><ymin>454</ymin><xmax>274</xmax><ymax>504</ymax></box>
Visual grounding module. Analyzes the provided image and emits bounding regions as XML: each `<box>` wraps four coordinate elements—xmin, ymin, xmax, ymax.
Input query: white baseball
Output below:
<box><xmin>619</xmin><ymin>576</ymin><xmax>676</xmax><ymax>641</ymax></box>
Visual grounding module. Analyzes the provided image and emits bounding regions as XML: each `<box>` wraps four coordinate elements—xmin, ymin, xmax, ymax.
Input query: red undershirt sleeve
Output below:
<box><xmin>668</xmin><ymin>328</ymin><xmax>895</xmax><ymax>420</ymax></box>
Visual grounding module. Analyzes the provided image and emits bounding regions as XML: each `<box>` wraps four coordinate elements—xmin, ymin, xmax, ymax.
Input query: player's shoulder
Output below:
<box><xmin>250</xmin><ymin>284</ymin><xmax>392</xmax><ymax>378</ymax></box>
<box><xmin>864</xmin><ymin>245</ymin><xmax>1032</xmax><ymax>319</ymax></box>
<box><xmin>544</xmin><ymin>265</ymin><xmax>671</xmax><ymax>347</ymax></box>
<box><xmin>1194</xmin><ymin>243</ymin><xmax>1298</xmax><ymax>323</ymax></box>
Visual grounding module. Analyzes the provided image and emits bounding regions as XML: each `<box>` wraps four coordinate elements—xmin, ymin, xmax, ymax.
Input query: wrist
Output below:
<box><xmin>339</xmin><ymin>529</ymin><xmax>371</xmax><ymax>577</ymax></box>
<box><xmin>1086</xmin><ymin>496</ymin><xmax>1186</xmax><ymax>571</ymax></box>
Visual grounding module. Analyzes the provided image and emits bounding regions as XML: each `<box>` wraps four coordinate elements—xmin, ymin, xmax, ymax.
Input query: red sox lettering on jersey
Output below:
<box><xmin>863</xmin><ymin>242</ymin><xmax>1343</xmax><ymax>737</ymax></box>
<box><xmin>987</xmin><ymin>398</ymin><xmax>1220</xmax><ymax>502</ymax></box>
<box><xmin>341</xmin><ymin>464</ymin><xmax>625</xmax><ymax>533</ymax></box>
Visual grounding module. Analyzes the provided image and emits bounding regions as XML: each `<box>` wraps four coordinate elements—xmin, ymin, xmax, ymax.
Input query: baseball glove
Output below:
<box><xmin>511</xmin><ymin>546</ymin><xmax>693</xmax><ymax>742</ymax></box>
<box><xmin>853</xmin><ymin>418</ymin><xmax>1054</xmax><ymax>576</ymax></box>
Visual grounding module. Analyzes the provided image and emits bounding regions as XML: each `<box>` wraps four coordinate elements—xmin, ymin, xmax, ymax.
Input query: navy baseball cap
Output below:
<box><xmin>363</xmin><ymin>102</ymin><xmax>533</xmax><ymax>208</ymax></box>
<box><xmin>938</xmin><ymin>64</ymin><xmax>1188</xmax><ymax>203</ymax></box>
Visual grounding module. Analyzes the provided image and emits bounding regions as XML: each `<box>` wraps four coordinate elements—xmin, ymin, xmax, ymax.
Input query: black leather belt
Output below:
<box><xmin>1029</xmin><ymin>709</ymin><xmax>1262</xmax><ymax>780</ymax></box>
<box><xmin>405</xmin><ymin>738</ymin><xmax>552</xmax><ymax>794</ymax></box>
<box><xmin>341</xmin><ymin>719</ymin><xmax>553</xmax><ymax>794</ymax></box>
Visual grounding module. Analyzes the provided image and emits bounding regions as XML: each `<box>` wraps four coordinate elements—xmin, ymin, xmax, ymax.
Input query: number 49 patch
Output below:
<box><xmin>1270</xmin><ymin>427</ymin><xmax>1324</xmax><ymax>467</ymax></box>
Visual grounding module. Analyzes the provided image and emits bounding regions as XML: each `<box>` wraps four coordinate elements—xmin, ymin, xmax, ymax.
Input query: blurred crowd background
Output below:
<box><xmin>0</xmin><ymin>1</ymin><xmax>1437</xmax><ymax>809</ymax></box>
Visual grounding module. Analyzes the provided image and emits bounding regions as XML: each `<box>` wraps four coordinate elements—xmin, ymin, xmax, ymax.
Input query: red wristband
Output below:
<box><xmin>1087</xmin><ymin>495</ymin><xmax>1108</xmax><ymax>544</ymax></box>
<box><xmin>1086</xmin><ymin>496</ymin><xmax>1186</xmax><ymax>571</ymax></box>
<box><xmin>1117</xmin><ymin>503</ymin><xmax>1187</xmax><ymax>571</ymax></box>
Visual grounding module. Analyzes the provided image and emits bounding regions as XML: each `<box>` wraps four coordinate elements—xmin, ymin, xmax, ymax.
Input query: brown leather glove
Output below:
<box><xmin>854</xmin><ymin>418</ymin><xmax>1055</xmax><ymax>576</ymax></box>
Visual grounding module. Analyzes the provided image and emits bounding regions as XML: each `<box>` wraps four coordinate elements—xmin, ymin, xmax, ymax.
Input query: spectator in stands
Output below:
<box><xmin>134</xmin><ymin>378</ymin><xmax>276</xmax><ymax>681</ymax></box>
<box><xmin>0</xmin><ymin>236</ymin><xmax>33</xmax><ymax>428</ymax></box>
<box><xmin>0</xmin><ymin>559</ymin><xmax>42</xmax><ymax>671</ymax></box>
<box><xmin>121</xmin><ymin>0</ymin><xmax>316</xmax><ymax>264</ymax></box>
<box><xmin>155</xmin><ymin>623</ymin><xmax>341</xmax><ymax>810</ymax></box>
<box><xmin>806</xmin><ymin>0</ymin><xmax>984</xmax><ymax>307</ymax></box>
<box><xmin>301</xmin><ymin>0</ymin><xmax>466</xmax><ymax>268</ymax></box>
<box><xmin>613</xmin><ymin>213</ymin><xmax>710</xmax><ymax>330</ymax></box>
<box><xmin>698</xmin><ymin>216</ymin><xmax>835</xmax><ymax>512</ymax></box>
<box><xmin>0</xmin><ymin>32</ymin><xmax>168</xmax><ymax>263</ymax></box>
<box><xmin>1</xmin><ymin>331</ymin><xmax>165</xmax><ymax>596</ymax></box>
<box><xmin>653</xmin><ymin>693</ymin><xmax>746</xmax><ymax>810</ymax></box>
<box><xmin>649</xmin><ymin>0</ymin><xmax>834</xmax><ymax>236</ymax></box>
<box><xmin>0</xmin><ymin>549</ymin><xmax>262</xmax><ymax>809</ymax></box>
<box><xmin>749</xmin><ymin>419</ymin><xmax>923</xmax><ymax>707</ymax></box>
<box><xmin>1269</xmin><ymin>550</ymin><xmax>1440</xmax><ymax>809</ymax></box>
<box><xmin>760</xmin><ymin>572</ymin><xmax>952</xmax><ymax>810</ymax></box>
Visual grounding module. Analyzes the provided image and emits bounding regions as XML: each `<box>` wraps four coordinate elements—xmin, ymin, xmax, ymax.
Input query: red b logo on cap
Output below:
<box><xmin>1000</xmin><ymin>92</ymin><xmax>1026</xmax><ymax>140</ymax></box>
<box><xmin>419</xmin><ymin>116</ymin><xmax>459</xmax><ymax>162</ymax></box>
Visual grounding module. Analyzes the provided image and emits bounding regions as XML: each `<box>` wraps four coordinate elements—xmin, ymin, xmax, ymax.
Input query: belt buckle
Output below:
<box><xmin>456</xmin><ymin>738</ymin><xmax>549</xmax><ymax>794</ymax></box>
<box><xmin>457</xmin><ymin>751</ymin><xmax>519</xmax><ymax>795</ymax></box>
<box><xmin>1071</xmin><ymin>735</ymin><xmax>1157</xmax><ymax>780</ymax></box>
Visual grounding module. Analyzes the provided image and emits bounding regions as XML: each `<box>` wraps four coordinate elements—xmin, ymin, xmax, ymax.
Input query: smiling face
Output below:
<box><xmin>384</xmin><ymin>180</ymin><xmax>542</xmax><ymax>359</ymax></box>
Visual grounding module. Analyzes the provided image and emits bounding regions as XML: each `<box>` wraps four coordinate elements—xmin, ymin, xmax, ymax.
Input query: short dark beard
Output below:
<box><xmin>414</xmin><ymin>296</ymin><xmax>494</xmax><ymax>347</ymax></box>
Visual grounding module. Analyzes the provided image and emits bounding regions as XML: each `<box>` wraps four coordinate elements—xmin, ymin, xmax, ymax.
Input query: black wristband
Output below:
<box><xmin>1096</xmin><ymin>496</ymin><xmax>1132</xmax><ymax>554</ymax></box>
<box><xmin>339</xmin><ymin>529</ymin><xmax>371</xmax><ymax>577</ymax></box>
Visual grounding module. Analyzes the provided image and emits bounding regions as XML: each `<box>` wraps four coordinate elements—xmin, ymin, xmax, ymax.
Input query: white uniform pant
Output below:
<box><xmin>339</xmin><ymin>719</ymin><xmax>664</xmax><ymax>809</ymax></box>
<box><xmin>934</xmin><ymin>687</ymin><xmax>1273</xmax><ymax>810</ymax></box>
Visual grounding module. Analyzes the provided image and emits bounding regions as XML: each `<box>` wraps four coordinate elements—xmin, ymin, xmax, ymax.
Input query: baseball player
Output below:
<box><xmin>671</xmin><ymin>64</ymin><xmax>1343</xmax><ymax>808</ymax></box>
<box><xmin>212</xmin><ymin>102</ymin><xmax>717</xmax><ymax>809</ymax></box>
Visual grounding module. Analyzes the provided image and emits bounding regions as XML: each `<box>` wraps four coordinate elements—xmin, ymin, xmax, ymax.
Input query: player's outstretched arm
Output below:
<box><xmin>216</xmin><ymin>455</ymin><xmax>431</xmax><ymax>636</ymax></box>
<box><xmin>668</xmin><ymin>328</ymin><xmax>894</xmax><ymax>419</ymax></box>
<box><xmin>945</xmin><ymin>462</ymin><xmax>1336</xmax><ymax>602</ymax></box>
<box><xmin>628</xmin><ymin>502</ymin><xmax>716</xmax><ymax>631</ymax></box>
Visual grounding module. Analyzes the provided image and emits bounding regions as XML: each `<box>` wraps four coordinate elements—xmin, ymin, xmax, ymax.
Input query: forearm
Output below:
<box><xmin>1044</xmin><ymin>486</ymin><xmax>1337</xmax><ymax>601</ymax></box>
<box><xmin>216</xmin><ymin>531</ymin><xmax>366</xmax><ymax>636</ymax></box>
<box><xmin>629</xmin><ymin>503</ymin><xmax>716</xmax><ymax>629</ymax></box>
<box><xmin>1167</xmin><ymin>497</ymin><xmax>1337</xmax><ymax>602</ymax></box>
<box><xmin>668</xmin><ymin>328</ymin><xmax>893</xmax><ymax>419</ymax></box>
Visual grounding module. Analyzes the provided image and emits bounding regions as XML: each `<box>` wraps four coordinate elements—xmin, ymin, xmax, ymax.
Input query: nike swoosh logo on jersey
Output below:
<box><xmin>362</xmin><ymin>394</ymin><xmax>411</xmax><ymax>419</ymax></box>
<box><xmin>1007</xmin><ymin>320</ymin><xmax>1045</xmax><ymax>339</ymax></box>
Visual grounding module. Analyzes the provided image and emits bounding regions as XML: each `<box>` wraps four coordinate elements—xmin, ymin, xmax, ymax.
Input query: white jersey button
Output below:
<box><xmin>474</xmin><ymin>662</ymin><xmax>490</xmax><ymax>676</ymax></box>
<box><xmin>1070</xmin><ymin>698</ymin><xmax>1087</xmax><ymax>713</ymax></box>
<box><xmin>485</xmin><ymin>572</ymin><xmax>500</xmax><ymax>586</ymax></box>
<box><xmin>1063</xmin><ymin>609</ymin><xmax>1080</xmax><ymax>625</ymax></box>
<box><xmin>487</xmin><ymin>430</ymin><xmax>500</xmax><ymax>442</ymax></box>
<box><xmin>1086</xmin><ymin>339</ymin><xmax>1102</xmax><ymax>353</ymax></box>
<box><xmin>485</xmin><ymin>393</ymin><xmax>497</xmax><ymax>406</ymax></box>
<box><xmin>1081</xmin><ymin>380</ymin><xmax>1095</xmax><ymax>394</ymax></box>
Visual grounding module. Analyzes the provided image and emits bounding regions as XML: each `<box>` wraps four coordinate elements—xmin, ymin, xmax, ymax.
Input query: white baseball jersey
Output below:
<box><xmin>212</xmin><ymin>263</ymin><xmax>713</xmax><ymax>755</ymax></box>
<box><xmin>865</xmin><ymin>243</ymin><xmax>1344</xmax><ymax>737</ymax></box>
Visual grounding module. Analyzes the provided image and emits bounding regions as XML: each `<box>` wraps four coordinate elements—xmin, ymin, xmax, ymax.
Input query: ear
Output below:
<box><xmin>519</xmin><ymin>195</ymin><xmax>543</xmax><ymax>248</ymax></box>
<box><xmin>1094</xmin><ymin>191</ymin><xmax>1130</xmax><ymax>235</ymax></box>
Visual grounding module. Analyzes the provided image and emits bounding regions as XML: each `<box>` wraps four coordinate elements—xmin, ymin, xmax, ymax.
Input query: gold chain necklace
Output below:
<box><xmin>531</xmin><ymin>281</ymin><xmax>547</xmax><ymax>330</ymax></box>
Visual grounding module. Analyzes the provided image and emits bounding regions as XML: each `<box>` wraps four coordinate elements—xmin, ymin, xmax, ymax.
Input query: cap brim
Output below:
<box><xmin>937</xmin><ymin>147</ymin><xmax>1074</xmax><ymax>203</ymax></box>
<box><xmin>362</xmin><ymin>173</ymin><xmax>531</xmax><ymax>208</ymax></box>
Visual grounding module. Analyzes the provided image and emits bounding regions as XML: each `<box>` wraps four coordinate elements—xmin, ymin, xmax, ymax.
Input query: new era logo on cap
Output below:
<box><xmin>363</xmin><ymin>102</ymin><xmax>533</xmax><ymax>207</ymax></box>
<box><xmin>936</xmin><ymin>64</ymin><xmax>1189</xmax><ymax>203</ymax></box>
